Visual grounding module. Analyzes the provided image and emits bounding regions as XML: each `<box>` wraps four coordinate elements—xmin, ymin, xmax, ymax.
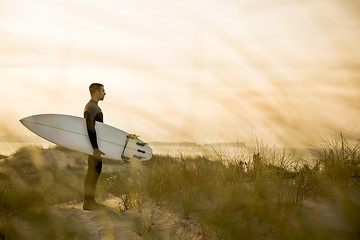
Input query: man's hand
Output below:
<box><xmin>93</xmin><ymin>149</ymin><xmax>105</xmax><ymax>158</ymax></box>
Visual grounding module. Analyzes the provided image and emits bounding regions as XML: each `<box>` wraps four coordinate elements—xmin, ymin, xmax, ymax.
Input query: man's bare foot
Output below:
<box><xmin>83</xmin><ymin>200</ymin><xmax>102</xmax><ymax>211</ymax></box>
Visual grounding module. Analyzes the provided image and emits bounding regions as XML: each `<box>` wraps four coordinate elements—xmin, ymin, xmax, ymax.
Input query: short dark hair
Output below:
<box><xmin>89</xmin><ymin>83</ymin><xmax>103</xmax><ymax>96</ymax></box>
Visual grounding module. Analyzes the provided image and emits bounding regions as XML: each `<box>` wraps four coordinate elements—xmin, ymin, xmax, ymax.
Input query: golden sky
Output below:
<box><xmin>0</xmin><ymin>0</ymin><xmax>359</xmax><ymax>146</ymax></box>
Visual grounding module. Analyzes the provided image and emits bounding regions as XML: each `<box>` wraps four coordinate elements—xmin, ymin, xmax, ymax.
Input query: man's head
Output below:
<box><xmin>89</xmin><ymin>83</ymin><xmax>106</xmax><ymax>101</ymax></box>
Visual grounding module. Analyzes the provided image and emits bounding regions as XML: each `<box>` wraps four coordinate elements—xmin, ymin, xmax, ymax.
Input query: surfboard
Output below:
<box><xmin>20</xmin><ymin>114</ymin><xmax>152</xmax><ymax>161</ymax></box>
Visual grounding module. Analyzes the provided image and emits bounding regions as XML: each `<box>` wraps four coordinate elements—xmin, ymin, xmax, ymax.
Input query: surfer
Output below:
<box><xmin>83</xmin><ymin>83</ymin><xmax>106</xmax><ymax>210</ymax></box>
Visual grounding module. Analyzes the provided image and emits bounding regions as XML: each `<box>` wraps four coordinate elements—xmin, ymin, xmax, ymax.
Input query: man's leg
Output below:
<box><xmin>83</xmin><ymin>155</ymin><xmax>102</xmax><ymax>210</ymax></box>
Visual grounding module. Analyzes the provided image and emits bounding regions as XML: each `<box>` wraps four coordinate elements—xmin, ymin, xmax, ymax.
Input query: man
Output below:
<box><xmin>83</xmin><ymin>83</ymin><xmax>106</xmax><ymax>210</ymax></box>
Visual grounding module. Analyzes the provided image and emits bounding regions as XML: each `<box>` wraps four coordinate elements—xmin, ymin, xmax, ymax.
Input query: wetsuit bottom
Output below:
<box><xmin>84</xmin><ymin>155</ymin><xmax>102</xmax><ymax>202</ymax></box>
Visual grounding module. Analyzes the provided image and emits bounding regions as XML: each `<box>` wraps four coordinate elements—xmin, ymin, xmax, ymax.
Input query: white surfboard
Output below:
<box><xmin>20</xmin><ymin>114</ymin><xmax>152</xmax><ymax>161</ymax></box>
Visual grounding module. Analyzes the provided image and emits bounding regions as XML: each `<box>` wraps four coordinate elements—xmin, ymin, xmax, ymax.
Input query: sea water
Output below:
<box><xmin>0</xmin><ymin>142</ymin><xmax>314</xmax><ymax>166</ymax></box>
<box><xmin>0</xmin><ymin>142</ymin><xmax>54</xmax><ymax>156</ymax></box>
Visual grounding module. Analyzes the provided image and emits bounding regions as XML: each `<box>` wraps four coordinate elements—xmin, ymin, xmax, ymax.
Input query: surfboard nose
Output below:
<box><xmin>20</xmin><ymin>116</ymin><xmax>31</xmax><ymax>127</ymax></box>
<box><xmin>19</xmin><ymin>117</ymin><xmax>26</xmax><ymax>126</ymax></box>
<box><xmin>20</xmin><ymin>116</ymin><xmax>37</xmax><ymax>132</ymax></box>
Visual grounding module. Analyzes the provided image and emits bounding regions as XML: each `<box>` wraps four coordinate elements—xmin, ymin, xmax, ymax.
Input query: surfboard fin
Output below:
<box><xmin>136</xmin><ymin>142</ymin><xmax>147</xmax><ymax>146</ymax></box>
<box><xmin>137</xmin><ymin>149</ymin><xmax>146</xmax><ymax>154</ymax></box>
<box><xmin>133</xmin><ymin>155</ymin><xmax>144</xmax><ymax>159</ymax></box>
<box><xmin>127</xmin><ymin>134</ymin><xmax>139</xmax><ymax>139</ymax></box>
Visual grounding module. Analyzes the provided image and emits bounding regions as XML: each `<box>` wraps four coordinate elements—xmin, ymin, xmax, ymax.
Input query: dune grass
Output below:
<box><xmin>1</xmin><ymin>134</ymin><xmax>360</xmax><ymax>239</ymax></box>
<box><xmin>0</xmin><ymin>147</ymin><xmax>90</xmax><ymax>239</ymax></box>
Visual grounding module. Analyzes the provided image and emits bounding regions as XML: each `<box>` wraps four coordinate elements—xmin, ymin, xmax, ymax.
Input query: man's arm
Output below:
<box><xmin>85</xmin><ymin>111</ymin><xmax>104</xmax><ymax>157</ymax></box>
<box><xmin>85</xmin><ymin>111</ymin><xmax>99</xmax><ymax>150</ymax></box>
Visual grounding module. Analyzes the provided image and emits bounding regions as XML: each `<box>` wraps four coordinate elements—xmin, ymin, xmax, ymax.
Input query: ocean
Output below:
<box><xmin>0</xmin><ymin>142</ymin><xmax>314</xmax><ymax>166</ymax></box>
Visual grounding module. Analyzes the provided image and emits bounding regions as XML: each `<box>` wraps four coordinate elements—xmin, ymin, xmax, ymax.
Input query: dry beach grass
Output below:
<box><xmin>0</xmin><ymin>134</ymin><xmax>360</xmax><ymax>239</ymax></box>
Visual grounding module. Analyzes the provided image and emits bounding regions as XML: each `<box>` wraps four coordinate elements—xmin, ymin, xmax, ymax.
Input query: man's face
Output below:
<box><xmin>98</xmin><ymin>86</ymin><xmax>106</xmax><ymax>101</ymax></box>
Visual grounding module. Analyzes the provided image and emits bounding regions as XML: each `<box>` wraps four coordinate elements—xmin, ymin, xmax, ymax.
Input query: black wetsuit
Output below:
<box><xmin>83</xmin><ymin>99</ymin><xmax>103</xmax><ymax>203</ymax></box>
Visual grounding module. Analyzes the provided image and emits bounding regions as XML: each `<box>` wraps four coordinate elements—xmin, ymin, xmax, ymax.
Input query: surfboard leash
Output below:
<box><xmin>121</xmin><ymin>136</ymin><xmax>131</xmax><ymax>162</ymax></box>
